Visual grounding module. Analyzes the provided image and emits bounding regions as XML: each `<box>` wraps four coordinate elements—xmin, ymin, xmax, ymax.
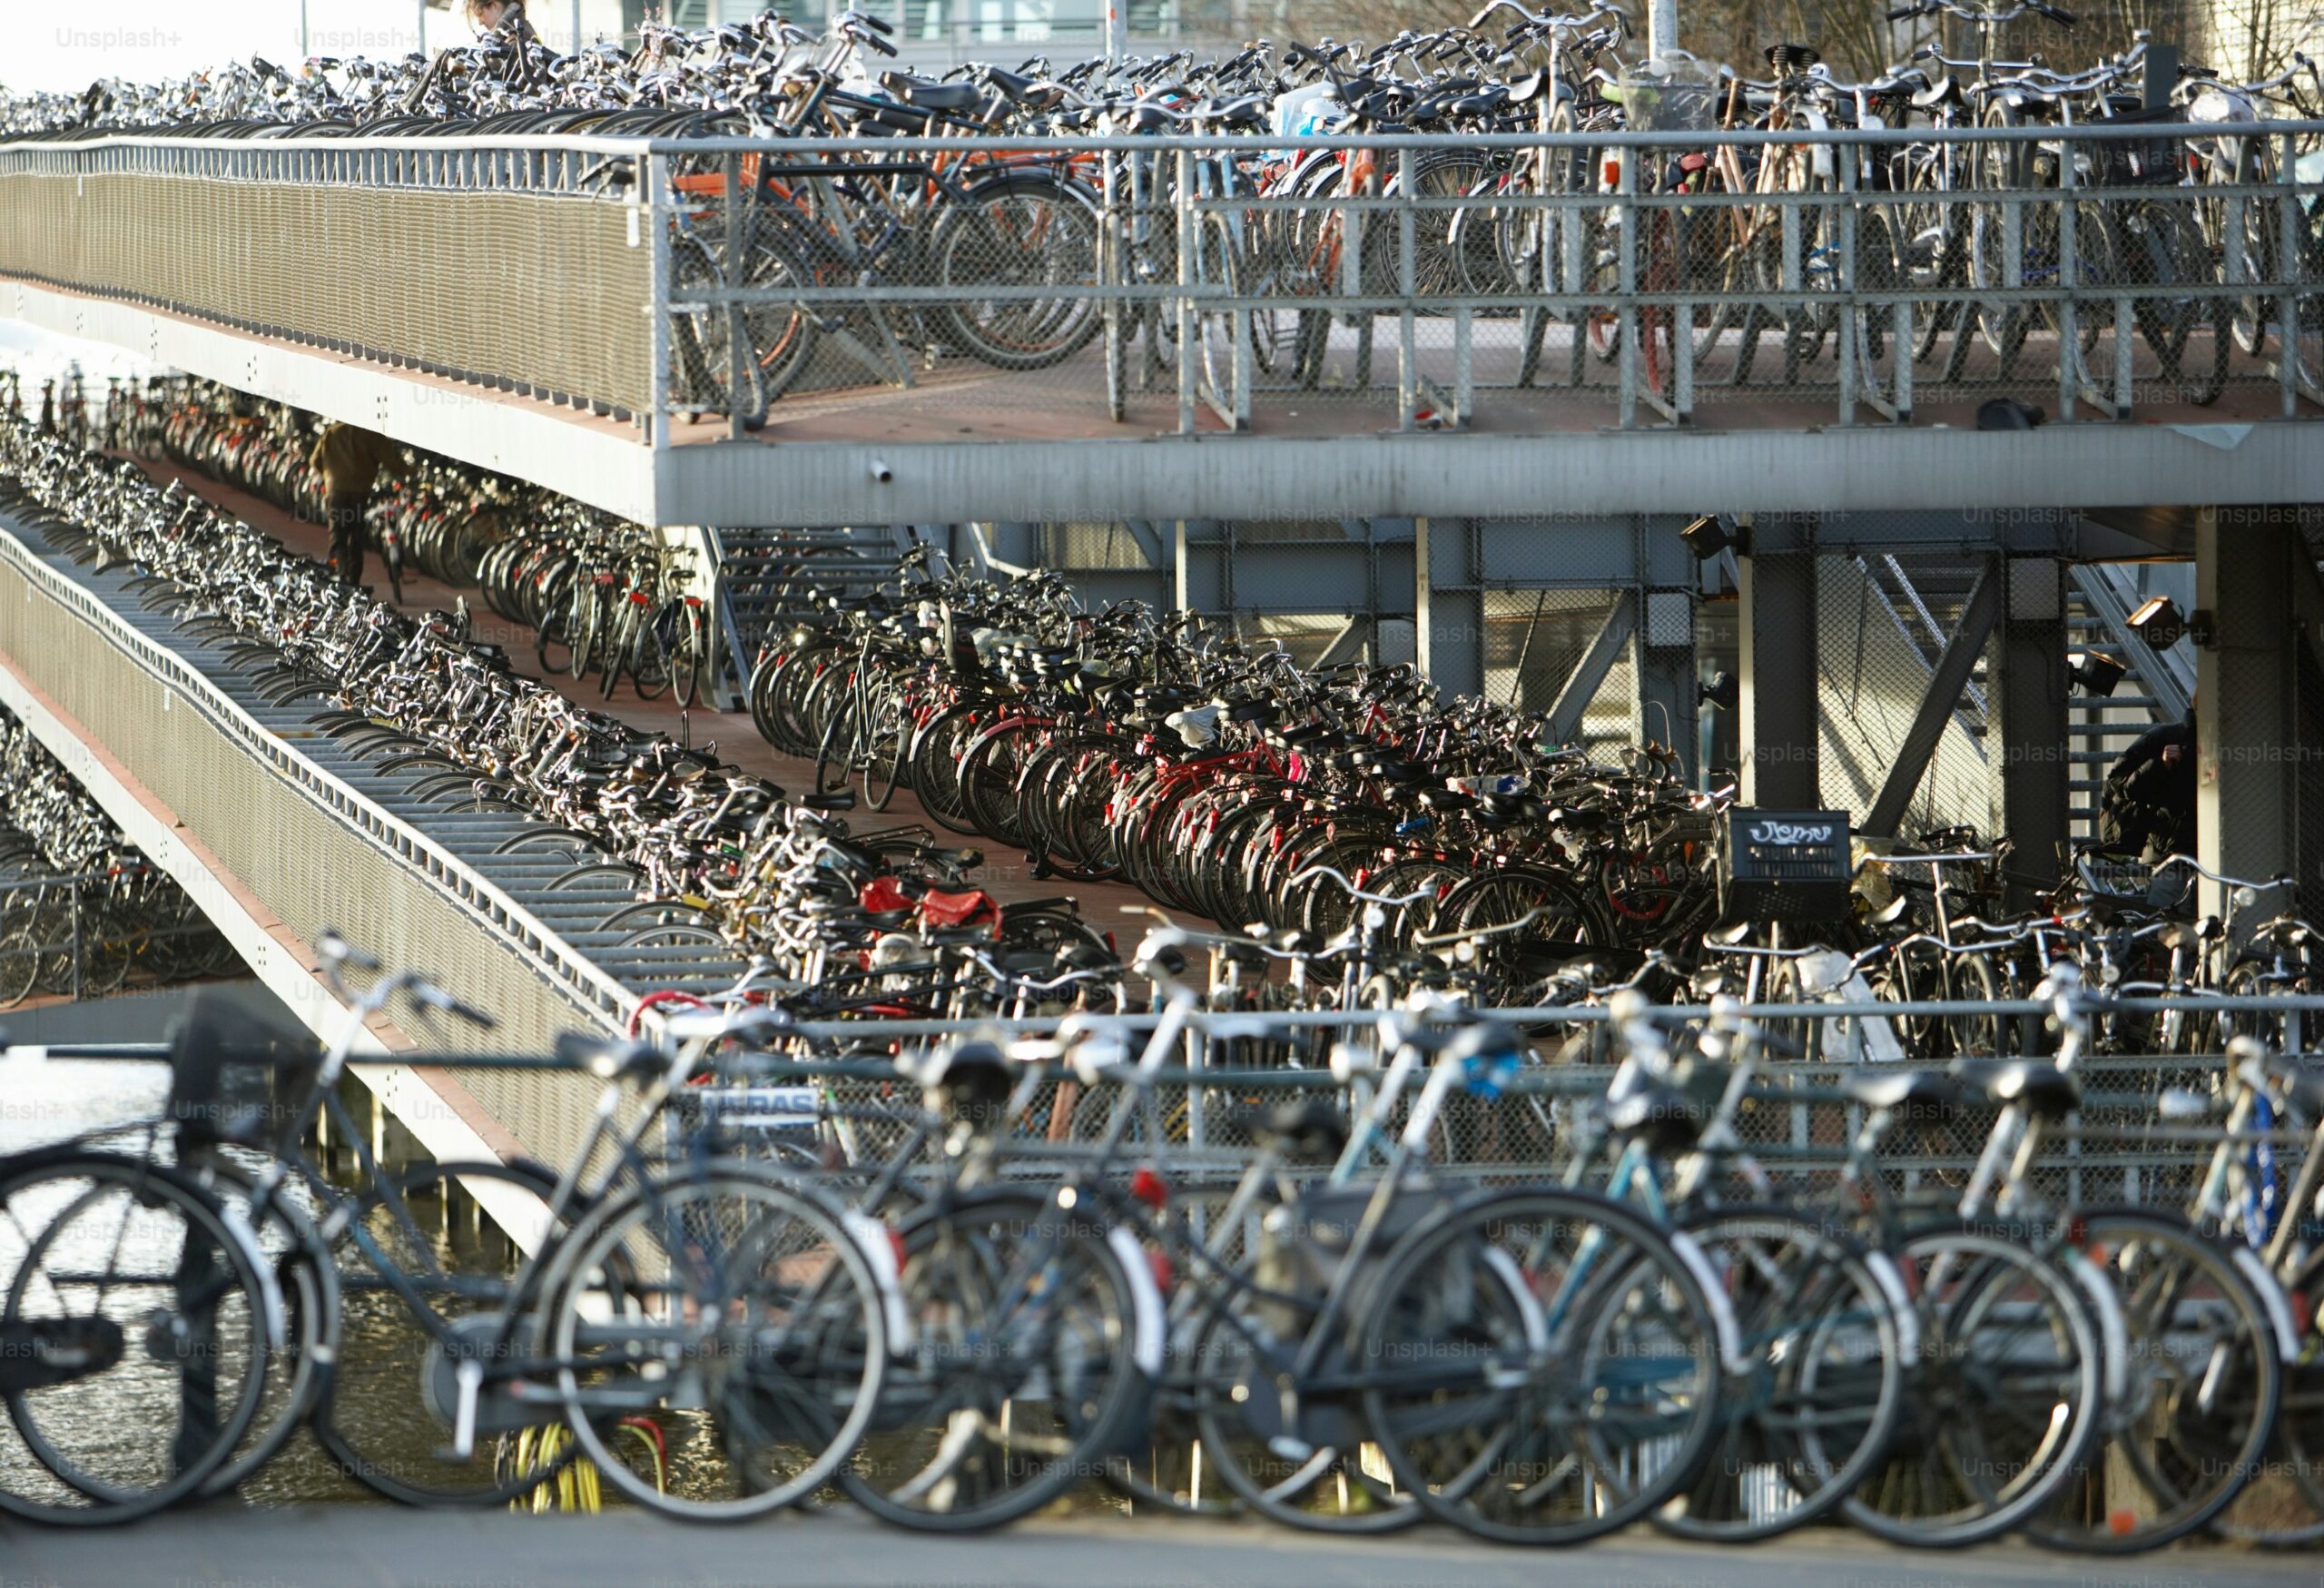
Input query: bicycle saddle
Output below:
<box><xmin>901</xmin><ymin>1039</ymin><xmax>1014</xmax><ymax>1120</ymax></box>
<box><xmin>1765</xmin><ymin>42</ymin><xmax>1822</xmax><ymax>74</ymax></box>
<box><xmin>982</xmin><ymin>67</ymin><xmax>1064</xmax><ymax>109</ymax></box>
<box><xmin>554</xmin><ymin>1031</ymin><xmax>665</xmax><ymax>1085</ymax></box>
<box><xmin>1241</xmin><ymin>1098</ymin><xmax>1351</xmax><ymax>1164</ymax></box>
<box><xmin>1947</xmin><ymin>1060</ymin><xmax>2081</xmax><ymax>1119</ymax></box>
<box><xmin>1841</xmin><ymin>1069</ymin><xmax>1965</xmax><ymax>1113</ymax></box>
<box><xmin>1871</xmin><ymin>895</ymin><xmax>1915</xmax><ymax>928</ymax></box>
<box><xmin>1198</xmin><ymin>95</ymin><xmax>1269</xmax><ymax>128</ymax></box>
<box><xmin>1596</xmin><ymin>1083</ymin><xmax>1706</xmax><ymax>1153</ymax></box>
<box><xmin>879</xmin><ymin>74</ymin><xmax>983</xmax><ymax>114</ymax></box>
<box><xmin>2157</xmin><ymin>917</ymin><xmax>2225</xmax><ymax>950</ymax></box>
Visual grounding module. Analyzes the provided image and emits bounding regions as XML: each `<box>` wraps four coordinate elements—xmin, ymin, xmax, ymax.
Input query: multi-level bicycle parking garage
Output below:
<box><xmin>3</xmin><ymin>5</ymin><xmax>2324</xmax><ymax>1573</ymax></box>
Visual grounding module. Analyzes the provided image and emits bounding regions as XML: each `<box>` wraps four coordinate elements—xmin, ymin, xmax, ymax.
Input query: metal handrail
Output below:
<box><xmin>0</xmin><ymin>514</ymin><xmax>638</xmax><ymax>1029</ymax></box>
<box><xmin>2</xmin><ymin>118</ymin><xmax>2321</xmax><ymax>155</ymax></box>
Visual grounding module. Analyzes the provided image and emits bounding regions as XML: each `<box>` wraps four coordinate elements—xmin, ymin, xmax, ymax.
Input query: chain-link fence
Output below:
<box><xmin>671</xmin><ymin>998</ymin><xmax>2315</xmax><ymax>1224</ymax></box>
<box><xmin>1481</xmin><ymin>587</ymin><xmax>1639</xmax><ymax>755</ymax></box>
<box><xmin>0</xmin><ymin>138</ymin><xmax>651</xmax><ymax>419</ymax></box>
<box><xmin>1817</xmin><ymin>549</ymin><xmax>1997</xmax><ymax>836</ymax></box>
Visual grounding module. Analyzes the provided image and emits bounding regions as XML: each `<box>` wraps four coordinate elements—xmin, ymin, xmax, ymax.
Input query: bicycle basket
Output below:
<box><xmin>1613</xmin><ymin>54</ymin><xmax>1721</xmax><ymax>133</ymax></box>
<box><xmin>1718</xmin><ymin>808</ymin><xmax>1853</xmax><ymax>924</ymax></box>
<box><xmin>2083</xmin><ymin>104</ymin><xmax>2189</xmax><ymax>188</ymax></box>
<box><xmin>166</xmin><ymin>987</ymin><xmax>323</xmax><ymax>1149</ymax></box>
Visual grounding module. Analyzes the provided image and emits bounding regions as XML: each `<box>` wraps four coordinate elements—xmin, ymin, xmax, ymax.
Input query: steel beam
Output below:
<box><xmin>1545</xmin><ymin>594</ymin><xmax>1638</xmax><ymax>746</ymax></box>
<box><xmin>1864</xmin><ymin>565</ymin><xmax>2001</xmax><ymax>838</ymax></box>
<box><xmin>19</xmin><ymin>281</ymin><xmax>2322</xmax><ymax>528</ymax></box>
<box><xmin>664</xmin><ymin>427</ymin><xmax>2324</xmax><ymax>528</ymax></box>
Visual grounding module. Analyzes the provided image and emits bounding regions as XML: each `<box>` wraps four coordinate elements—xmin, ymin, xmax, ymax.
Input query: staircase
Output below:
<box><xmin>706</xmin><ymin>527</ymin><xmax>902</xmax><ymax>705</ymax></box>
<box><xmin>2064</xmin><ymin>564</ymin><xmax>2191</xmax><ymax>841</ymax></box>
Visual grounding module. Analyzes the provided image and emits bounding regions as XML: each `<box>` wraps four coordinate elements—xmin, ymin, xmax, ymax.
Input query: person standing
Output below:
<box><xmin>308</xmin><ymin>421</ymin><xmax>398</xmax><ymax>588</ymax></box>
<box><xmin>2098</xmin><ymin>711</ymin><xmax>2196</xmax><ymax>862</ymax></box>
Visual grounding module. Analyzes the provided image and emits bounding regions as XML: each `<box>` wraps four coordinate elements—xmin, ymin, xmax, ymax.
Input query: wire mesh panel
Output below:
<box><xmin>4</xmin><ymin>123</ymin><xmax>2321</xmax><ymax>440</ymax></box>
<box><xmin>1481</xmin><ymin>587</ymin><xmax>1636</xmax><ymax>753</ymax></box>
<box><xmin>1816</xmin><ymin>551</ymin><xmax>1995</xmax><ymax>837</ymax></box>
<box><xmin>0</xmin><ymin>151</ymin><xmax>653</xmax><ymax>419</ymax></box>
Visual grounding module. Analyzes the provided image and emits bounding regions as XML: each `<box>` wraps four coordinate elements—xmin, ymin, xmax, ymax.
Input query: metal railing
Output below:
<box><xmin>0</xmin><ymin>510</ymin><xmax>640</xmax><ymax>1039</ymax></box>
<box><xmin>0</xmin><ymin>870</ymin><xmax>233</xmax><ymax>1007</ymax></box>
<box><xmin>3</xmin><ymin>120</ymin><xmax>2319</xmax><ymax>441</ymax></box>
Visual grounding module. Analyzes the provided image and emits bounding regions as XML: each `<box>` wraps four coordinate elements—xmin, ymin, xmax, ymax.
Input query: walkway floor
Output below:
<box><xmin>131</xmin><ymin>457</ymin><xmax>1206</xmax><ymax>941</ymax></box>
<box><xmin>3</xmin><ymin>1504</ymin><xmax>2300</xmax><ymax>1588</ymax></box>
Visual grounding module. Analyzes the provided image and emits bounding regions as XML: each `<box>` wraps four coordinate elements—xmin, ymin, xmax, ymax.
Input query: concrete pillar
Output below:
<box><xmin>2196</xmin><ymin>506</ymin><xmax>2305</xmax><ymax>918</ymax></box>
<box><xmin>1996</xmin><ymin>557</ymin><xmax>2072</xmax><ymax>900</ymax></box>
<box><xmin>1738</xmin><ymin>534</ymin><xmax>1819</xmax><ymax>806</ymax></box>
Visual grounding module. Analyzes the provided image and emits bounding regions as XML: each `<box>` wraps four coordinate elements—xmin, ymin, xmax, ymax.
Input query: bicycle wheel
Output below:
<box><xmin>2126</xmin><ymin>199</ymin><xmax>2228</xmax><ymax>406</ymax></box>
<box><xmin>671</xmin><ymin>601</ymin><xmax>707</xmax><ymax>711</ymax></box>
<box><xmin>1845</xmin><ymin>1218</ymin><xmax>2107</xmax><ymax>1547</ymax></box>
<box><xmin>812</xmin><ymin>686</ymin><xmax>862</xmax><ymax>799</ymax></box>
<box><xmin>312</xmin><ymin>1159</ymin><xmax>599</xmax><ymax>1506</ymax></box>
<box><xmin>543</xmin><ymin>1165</ymin><xmax>888</xmax><ymax>1521</ymax></box>
<box><xmin>1189</xmin><ymin>1288</ymin><xmax>1422</xmax><ymax>1534</ymax></box>
<box><xmin>0</xmin><ymin>922</ymin><xmax>40</xmax><ymax>1007</ymax></box>
<box><xmin>1654</xmin><ymin>1206</ymin><xmax>1906</xmax><ymax>1542</ymax></box>
<box><xmin>2029</xmin><ymin>1208</ymin><xmax>2281</xmax><ymax>1553</ymax></box>
<box><xmin>570</xmin><ymin>586</ymin><xmax>603</xmax><ymax>681</ymax></box>
<box><xmin>1358</xmin><ymin>1188</ymin><xmax>1724</xmax><ymax>1545</ymax></box>
<box><xmin>862</xmin><ymin>684</ymin><xmax>912</xmax><ymax>814</ymax></box>
<box><xmin>933</xmin><ymin>174</ymin><xmax>1103</xmax><ymax>372</ymax></box>
<box><xmin>627</xmin><ymin>607</ymin><xmax>672</xmax><ymax>702</ymax></box>
<box><xmin>0</xmin><ymin>1151</ymin><xmax>273</xmax><ymax>1524</ymax></box>
<box><xmin>842</xmin><ymin>1187</ymin><xmax>1147</xmax><ymax>1533</ymax></box>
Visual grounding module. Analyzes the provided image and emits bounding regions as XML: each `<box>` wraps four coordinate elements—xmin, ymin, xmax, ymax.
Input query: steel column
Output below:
<box><xmin>1739</xmin><ymin>531</ymin><xmax>1819</xmax><ymax>806</ymax></box>
<box><xmin>2197</xmin><ymin>507</ymin><xmax>2317</xmax><ymax>918</ymax></box>
<box><xmin>1994</xmin><ymin>557</ymin><xmax>2072</xmax><ymax>896</ymax></box>
<box><xmin>1638</xmin><ymin>587</ymin><xmax>1700</xmax><ymax>781</ymax></box>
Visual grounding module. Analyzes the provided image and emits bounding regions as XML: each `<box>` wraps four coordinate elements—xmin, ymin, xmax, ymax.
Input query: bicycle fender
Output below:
<box><xmin>2058</xmin><ymin>1248</ymin><xmax>2132</xmax><ymax>1408</ymax></box>
<box><xmin>1107</xmin><ymin>1224</ymin><xmax>1167</xmax><ymax>1377</ymax></box>
<box><xmin>1478</xmin><ymin>1245</ymin><xmax>1550</xmax><ymax>1354</ymax></box>
<box><xmin>217</xmin><ymin>1197</ymin><xmax>289</xmax><ymax>1352</ymax></box>
<box><xmin>1802</xmin><ymin>108</ymin><xmax>1836</xmax><ymax>182</ymax></box>
<box><xmin>842</xmin><ymin>1208</ymin><xmax>916</xmax><ymax>1355</ymax></box>
<box><xmin>1862</xmin><ymin>1249</ymin><xmax>1922</xmax><ymax>1364</ymax></box>
<box><xmin>2228</xmin><ymin>1245</ymin><xmax>2303</xmax><ymax>1363</ymax></box>
<box><xmin>1665</xmin><ymin>1228</ymin><xmax>1748</xmax><ymax>1378</ymax></box>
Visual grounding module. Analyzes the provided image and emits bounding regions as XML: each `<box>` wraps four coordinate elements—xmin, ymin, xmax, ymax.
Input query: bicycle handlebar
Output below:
<box><xmin>1289</xmin><ymin>864</ymin><xmax>1437</xmax><ymax>908</ymax></box>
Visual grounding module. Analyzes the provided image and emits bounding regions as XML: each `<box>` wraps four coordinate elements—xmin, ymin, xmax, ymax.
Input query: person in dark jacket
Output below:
<box><xmin>466</xmin><ymin>0</ymin><xmax>541</xmax><ymax>45</ymax></box>
<box><xmin>308</xmin><ymin>422</ymin><xmax>398</xmax><ymax>587</ymax></box>
<box><xmin>2098</xmin><ymin>712</ymin><xmax>2196</xmax><ymax>861</ymax></box>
